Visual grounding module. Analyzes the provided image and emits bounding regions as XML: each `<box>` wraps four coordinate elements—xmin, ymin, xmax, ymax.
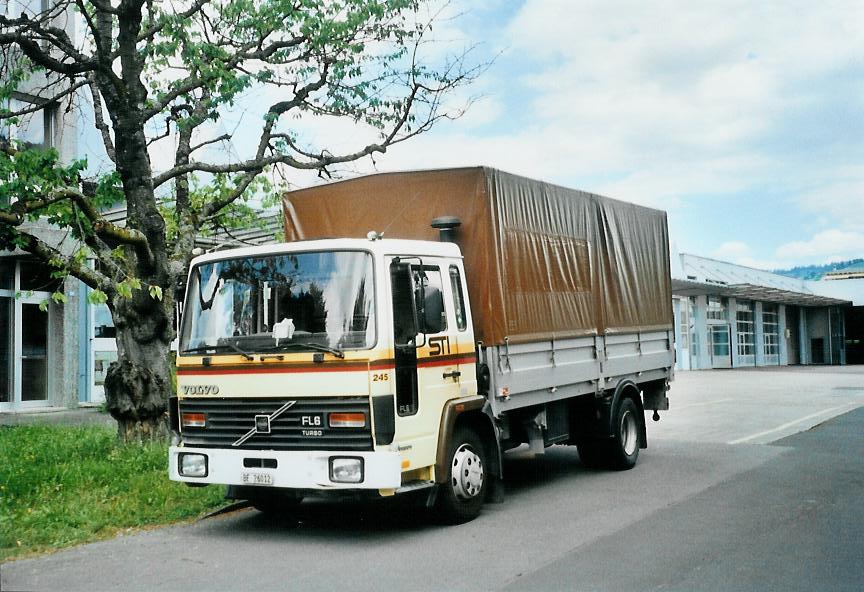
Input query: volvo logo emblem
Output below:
<box><xmin>182</xmin><ymin>384</ymin><xmax>220</xmax><ymax>395</ymax></box>
<box><xmin>232</xmin><ymin>401</ymin><xmax>296</xmax><ymax>447</ymax></box>
<box><xmin>255</xmin><ymin>415</ymin><xmax>271</xmax><ymax>434</ymax></box>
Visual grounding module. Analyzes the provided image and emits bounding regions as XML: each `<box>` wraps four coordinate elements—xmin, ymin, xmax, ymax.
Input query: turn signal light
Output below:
<box><xmin>181</xmin><ymin>412</ymin><xmax>206</xmax><ymax>428</ymax></box>
<box><xmin>329</xmin><ymin>412</ymin><xmax>366</xmax><ymax>428</ymax></box>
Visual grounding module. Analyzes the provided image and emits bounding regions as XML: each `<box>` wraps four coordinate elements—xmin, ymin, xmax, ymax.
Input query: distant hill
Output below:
<box><xmin>774</xmin><ymin>258</ymin><xmax>864</xmax><ymax>280</ymax></box>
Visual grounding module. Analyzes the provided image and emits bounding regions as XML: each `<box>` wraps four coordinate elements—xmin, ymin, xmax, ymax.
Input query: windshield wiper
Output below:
<box><xmin>181</xmin><ymin>345</ymin><xmax>220</xmax><ymax>355</ymax></box>
<box><xmin>268</xmin><ymin>341</ymin><xmax>345</xmax><ymax>359</ymax></box>
<box><xmin>181</xmin><ymin>342</ymin><xmax>254</xmax><ymax>360</ymax></box>
<box><xmin>222</xmin><ymin>340</ymin><xmax>255</xmax><ymax>360</ymax></box>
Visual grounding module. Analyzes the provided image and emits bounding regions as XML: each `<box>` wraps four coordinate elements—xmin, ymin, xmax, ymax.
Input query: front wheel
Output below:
<box><xmin>436</xmin><ymin>427</ymin><xmax>487</xmax><ymax>524</ymax></box>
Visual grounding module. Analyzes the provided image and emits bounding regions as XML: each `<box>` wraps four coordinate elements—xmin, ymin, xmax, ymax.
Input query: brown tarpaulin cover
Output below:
<box><xmin>283</xmin><ymin>167</ymin><xmax>672</xmax><ymax>346</ymax></box>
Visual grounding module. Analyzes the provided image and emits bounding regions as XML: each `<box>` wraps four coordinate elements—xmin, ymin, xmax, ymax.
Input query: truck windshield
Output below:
<box><xmin>180</xmin><ymin>251</ymin><xmax>376</xmax><ymax>354</ymax></box>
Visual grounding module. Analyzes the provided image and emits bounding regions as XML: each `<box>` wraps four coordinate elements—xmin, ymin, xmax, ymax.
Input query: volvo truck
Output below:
<box><xmin>169</xmin><ymin>167</ymin><xmax>674</xmax><ymax>523</ymax></box>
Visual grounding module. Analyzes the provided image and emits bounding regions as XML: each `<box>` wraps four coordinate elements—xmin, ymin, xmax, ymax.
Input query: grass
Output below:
<box><xmin>0</xmin><ymin>424</ymin><xmax>226</xmax><ymax>561</ymax></box>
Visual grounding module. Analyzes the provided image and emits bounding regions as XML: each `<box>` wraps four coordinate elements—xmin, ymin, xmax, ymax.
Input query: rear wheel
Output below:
<box><xmin>436</xmin><ymin>427</ymin><xmax>487</xmax><ymax>524</ymax></box>
<box><xmin>608</xmin><ymin>397</ymin><xmax>641</xmax><ymax>470</ymax></box>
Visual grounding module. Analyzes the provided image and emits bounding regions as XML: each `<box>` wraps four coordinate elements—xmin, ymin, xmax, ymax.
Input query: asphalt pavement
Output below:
<box><xmin>2</xmin><ymin>367</ymin><xmax>863</xmax><ymax>592</ymax></box>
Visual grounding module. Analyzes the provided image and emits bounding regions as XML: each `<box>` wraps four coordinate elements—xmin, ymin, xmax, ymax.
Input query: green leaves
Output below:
<box><xmin>114</xmin><ymin>278</ymin><xmax>163</xmax><ymax>302</ymax></box>
<box><xmin>116</xmin><ymin>277</ymin><xmax>142</xmax><ymax>300</ymax></box>
<box><xmin>87</xmin><ymin>290</ymin><xmax>109</xmax><ymax>306</ymax></box>
<box><xmin>161</xmin><ymin>172</ymin><xmax>282</xmax><ymax>244</ymax></box>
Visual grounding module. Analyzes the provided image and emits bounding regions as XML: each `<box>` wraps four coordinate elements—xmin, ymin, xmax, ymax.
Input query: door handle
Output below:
<box><xmin>442</xmin><ymin>370</ymin><xmax>461</xmax><ymax>380</ymax></box>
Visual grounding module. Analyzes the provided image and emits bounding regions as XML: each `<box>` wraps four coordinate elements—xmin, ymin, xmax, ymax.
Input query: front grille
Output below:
<box><xmin>179</xmin><ymin>397</ymin><xmax>373</xmax><ymax>451</ymax></box>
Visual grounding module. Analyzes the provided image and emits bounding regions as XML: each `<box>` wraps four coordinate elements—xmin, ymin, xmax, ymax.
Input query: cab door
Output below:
<box><xmin>445</xmin><ymin>262</ymin><xmax>476</xmax><ymax>398</ymax></box>
<box><xmin>389</xmin><ymin>258</ymin><xmax>462</xmax><ymax>471</ymax></box>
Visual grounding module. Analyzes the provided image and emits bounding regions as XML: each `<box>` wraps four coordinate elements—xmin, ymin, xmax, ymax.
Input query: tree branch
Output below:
<box><xmin>199</xmin><ymin>170</ymin><xmax>260</xmax><ymax>220</ymax></box>
<box><xmin>0</xmin><ymin>12</ymin><xmax>96</xmax><ymax>75</ymax></box>
<box><xmin>15</xmin><ymin>229</ymin><xmax>115</xmax><ymax>295</ymax></box>
<box><xmin>86</xmin><ymin>75</ymin><xmax>116</xmax><ymax>162</ymax></box>
<box><xmin>0</xmin><ymin>79</ymin><xmax>87</xmax><ymax>120</ymax></box>
<box><xmin>137</xmin><ymin>0</ymin><xmax>207</xmax><ymax>42</ymax></box>
<box><xmin>189</xmin><ymin>133</ymin><xmax>231</xmax><ymax>155</ymax></box>
<box><xmin>142</xmin><ymin>33</ymin><xmax>308</xmax><ymax>121</ymax></box>
<box><xmin>1</xmin><ymin>186</ymin><xmax>155</xmax><ymax>267</ymax></box>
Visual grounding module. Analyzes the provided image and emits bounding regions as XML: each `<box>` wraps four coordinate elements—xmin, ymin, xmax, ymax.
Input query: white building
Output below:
<box><xmin>671</xmin><ymin>254</ymin><xmax>851</xmax><ymax>370</ymax></box>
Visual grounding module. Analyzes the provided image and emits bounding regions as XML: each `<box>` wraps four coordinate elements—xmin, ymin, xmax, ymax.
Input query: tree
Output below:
<box><xmin>0</xmin><ymin>0</ymin><xmax>480</xmax><ymax>440</ymax></box>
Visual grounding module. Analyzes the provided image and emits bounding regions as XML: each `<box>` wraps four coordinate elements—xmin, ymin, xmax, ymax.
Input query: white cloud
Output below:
<box><xmin>791</xmin><ymin>177</ymin><xmax>864</xmax><ymax>232</ymax></box>
<box><xmin>709</xmin><ymin>229</ymin><xmax>864</xmax><ymax>270</ymax></box>
<box><xmin>777</xmin><ymin>229</ymin><xmax>864</xmax><ymax>260</ymax></box>
<box><xmin>709</xmin><ymin>240</ymin><xmax>784</xmax><ymax>271</ymax></box>
<box><xmin>714</xmin><ymin>241</ymin><xmax>751</xmax><ymax>261</ymax></box>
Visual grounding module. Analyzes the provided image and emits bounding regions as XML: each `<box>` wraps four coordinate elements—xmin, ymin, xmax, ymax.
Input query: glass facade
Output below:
<box><xmin>707</xmin><ymin>296</ymin><xmax>727</xmax><ymax>322</ymax></box>
<box><xmin>763</xmin><ymin>304</ymin><xmax>779</xmax><ymax>356</ymax></box>
<box><xmin>0</xmin><ymin>297</ymin><xmax>10</xmax><ymax>403</ymax></box>
<box><xmin>679</xmin><ymin>298</ymin><xmax>689</xmax><ymax>349</ymax></box>
<box><xmin>0</xmin><ymin>259</ymin><xmax>53</xmax><ymax>408</ymax></box>
<box><xmin>736</xmin><ymin>301</ymin><xmax>755</xmax><ymax>358</ymax></box>
<box><xmin>21</xmin><ymin>303</ymin><xmax>47</xmax><ymax>402</ymax></box>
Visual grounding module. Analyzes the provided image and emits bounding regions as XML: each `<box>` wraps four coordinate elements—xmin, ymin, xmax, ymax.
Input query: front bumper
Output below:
<box><xmin>169</xmin><ymin>446</ymin><xmax>402</xmax><ymax>490</ymax></box>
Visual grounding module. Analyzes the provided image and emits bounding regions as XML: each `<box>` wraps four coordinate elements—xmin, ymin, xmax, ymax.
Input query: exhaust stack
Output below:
<box><xmin>431</xmin><ymin>216</ymin><xmax>462</xmax><ymax>243</ymax></box>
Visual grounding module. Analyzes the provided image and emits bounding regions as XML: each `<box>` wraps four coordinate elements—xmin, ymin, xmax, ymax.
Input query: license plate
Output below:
<box><xmin>240</xmin><ymin>471</ymin><xmax>273</xmax><ymax>486</ymax></box>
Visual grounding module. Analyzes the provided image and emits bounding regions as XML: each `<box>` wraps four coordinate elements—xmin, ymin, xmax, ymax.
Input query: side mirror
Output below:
<box><xmin>423</xmin><ymin>285</ymin><xmax>445</xmax><ymax>334</ymax></box>
<box><xmin>391</xmin><ymin>260</ymin><xmax>422</xmax><ymax>348</ymax></box>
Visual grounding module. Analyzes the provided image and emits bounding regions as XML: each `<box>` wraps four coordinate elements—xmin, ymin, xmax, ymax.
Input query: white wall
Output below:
<box><xmin>813</xmin><ymin>279</ymin><xmax>864</xmax><ymax>306</ymax></box>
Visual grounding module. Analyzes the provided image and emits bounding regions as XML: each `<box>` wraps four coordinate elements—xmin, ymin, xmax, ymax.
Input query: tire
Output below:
<box><xmin>436</xmin><ymin>427</ymin><xmax>488</xmax><ymax>524</ymax></box>
<box><xmin>608</xmin><ymin>397</ymin><xmax>641</xmax><ymax>470</ymax></box>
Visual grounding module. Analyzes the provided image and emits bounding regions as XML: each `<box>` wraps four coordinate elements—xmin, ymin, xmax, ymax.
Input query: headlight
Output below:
<box><xmin>329</xmin><ymin>457</ymin><xmax>363</xmax><ymax>483</ymax></box>
<box><xmin>179</xmin><ymin>453</ymin><xmax>208</xmax><ymax>478</ymax></box>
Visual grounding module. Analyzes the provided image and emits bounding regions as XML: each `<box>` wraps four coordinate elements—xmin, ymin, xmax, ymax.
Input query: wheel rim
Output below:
<box><xmin>451</xmin><ymin>443</ymin><xmax>484</xmax><ymax>500</ymax></box>
<box><xmin>620</xmin><ymin>410</ymin><xmax>638</xmax><ymax>456</ymax></box>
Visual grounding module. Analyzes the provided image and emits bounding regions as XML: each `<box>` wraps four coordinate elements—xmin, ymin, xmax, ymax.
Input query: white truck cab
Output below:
<box><xmin>170</xmin><ymin>237</ymin><xmax>486</xmax><ymax>521</ymax></box>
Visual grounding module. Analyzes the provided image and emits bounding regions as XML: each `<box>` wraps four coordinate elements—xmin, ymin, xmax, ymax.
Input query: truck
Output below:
<box><xmin>169</xmin><ymin>167</ymin><xmax>674</xmax><ymax>524</ymax></box>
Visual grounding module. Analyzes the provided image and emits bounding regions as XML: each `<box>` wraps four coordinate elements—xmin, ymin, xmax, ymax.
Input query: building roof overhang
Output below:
<box><xmin>671</xmin><ymin>279</ymin><xmax>851</xmax><ymax>307</ymax></box>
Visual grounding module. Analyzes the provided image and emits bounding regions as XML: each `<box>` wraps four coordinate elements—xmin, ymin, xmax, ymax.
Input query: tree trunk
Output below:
<box><xmin>104</xmin><ymin>297</ymin><xmax>174</xmax><ymax>442</ymax></box>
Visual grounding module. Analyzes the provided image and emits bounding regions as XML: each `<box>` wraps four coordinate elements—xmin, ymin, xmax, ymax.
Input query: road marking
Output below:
<box><xmin>728</xmin><ymin>403</ymin><xmax>859</xmax><ymax>445</ymax></box>
<box><xmin>677</xmin><ymin>397</ymin><xmax>735</xmax><ymax>410</ymax></box>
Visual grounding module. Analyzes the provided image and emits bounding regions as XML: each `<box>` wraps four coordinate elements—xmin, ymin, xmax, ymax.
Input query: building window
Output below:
<box><xmin>678</xmin><ymin>299</ymin><xmax>689</xmax><ymax>349</ymax></box>
<box><xmin>93</xmin><ymin>304</ymin><xmax>116</xmax><ymax>338</ymax></box>
<box><xmin>763</xmin><ymin>304</ymin><xmax>779</xmax><ymax>356</ymax></box>
<box><xmin>736</xmin><ymin>301</ymin><xmax>755</xmax><ymax>357</ymax></box>
<box><xmin>707</xmin><ymin>296</ymin><xmax>727</xmax><ymax>322</ymax></box>
<box><xmin>0</xmin><ymin>260</ymin><xmax>13</xmax><ymax>290</ymax></box>
<box><xmin>3</xmin><ymin>98</ymin><xmax>56</xmax><ymax>149</ymax></box>
<box><xmin>93</xmin><ymin>351</ymin><xmax>117</xmax><ymax>387</ymax></box>
<box><xmin>20</xmin><ymin>262</ymin><xmax>62</xmax><ymax>292</ymax></box>
<box><xmin>688</xmin><ymin>296</ymin><xmax>699</xmax><ymax>357</ymax></box>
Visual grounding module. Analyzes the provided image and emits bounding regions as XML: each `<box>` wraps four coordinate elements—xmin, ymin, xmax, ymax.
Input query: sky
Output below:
<box><xmin>273</xmin><ymin>0</ymin><xmax>863</xmax><ymax>271</ymax></box>
<box><xmin>88</xmin><ymin>0</ymin><xmax>862</xmax><ymax>271</ymax></box>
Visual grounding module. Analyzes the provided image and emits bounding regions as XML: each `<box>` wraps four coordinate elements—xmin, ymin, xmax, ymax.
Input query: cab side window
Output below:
<box><xmin>449</xmin><ymin>266</ymin><xmax>467</xmax><ymax>332</ymax></box>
